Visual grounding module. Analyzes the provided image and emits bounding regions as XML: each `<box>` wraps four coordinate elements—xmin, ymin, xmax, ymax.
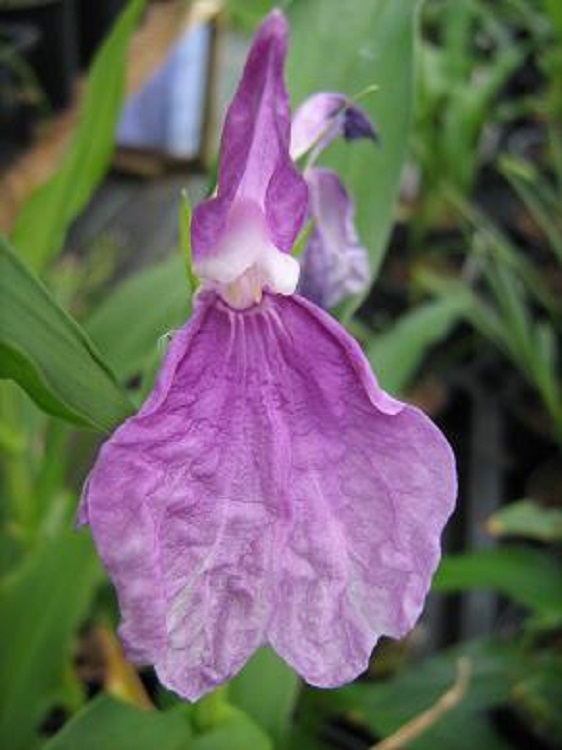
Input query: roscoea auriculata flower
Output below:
<box><xmin>79</xmin><ymin>10</ymin><xmax>456</xmax><ymax>702</ymax></box>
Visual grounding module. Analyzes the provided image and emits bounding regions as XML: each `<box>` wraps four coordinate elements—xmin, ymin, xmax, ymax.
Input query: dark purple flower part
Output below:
<box><xmin>343</xmin><ymin>102</ymin><xmax>379</xmax><ymax>142</ymax></box>
<box><xmin>290</xmin><ymin>92</ymin><xmax>378</xmax><ymax>162</ymax></box>
<box><xmin>290</xmin><ymin>93</ymin><xmax>376</xmax><ymax>308</ymax></box>
<box><xmin>299</xmin><ymin>167</ymin><xmax>371</xmax><ymax>308</ymax></box>
<box><xmin>79</xmin><ymin>10</ymin><xmax>456</xmax><ymax>702</ymax></box>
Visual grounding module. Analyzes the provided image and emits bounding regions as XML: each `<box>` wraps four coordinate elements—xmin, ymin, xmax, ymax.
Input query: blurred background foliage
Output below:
<box><xmin>0</xmin><ymin>0</ymin><xmax>561</xmax><ymax>748</ymax></box>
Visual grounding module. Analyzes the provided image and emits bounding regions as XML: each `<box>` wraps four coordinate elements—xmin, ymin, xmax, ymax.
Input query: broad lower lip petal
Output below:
<box><xmin>79</xmin><ymin>291</ymin><xmax>456</xmax><ymax>701</ymax></box>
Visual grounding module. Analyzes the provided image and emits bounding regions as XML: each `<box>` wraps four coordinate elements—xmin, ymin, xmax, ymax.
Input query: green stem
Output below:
<box><xmin>192</xmin><ymin>686</ymin><xmax>231</xmax><ymax>733</ymax></box>
<box><xmin>0</xmin><ymin>383</ymin><xmax>34</xmax><ymax>530</ymax></box>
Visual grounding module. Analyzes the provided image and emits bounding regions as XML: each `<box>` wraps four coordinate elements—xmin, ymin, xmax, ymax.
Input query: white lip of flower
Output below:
<box><xmin>193</xmin><ymin>202</ymin><xmax>300</xmax><ymax>310</ymax></box>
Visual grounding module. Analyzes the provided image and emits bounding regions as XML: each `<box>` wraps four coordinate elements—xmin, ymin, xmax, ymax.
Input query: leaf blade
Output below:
<box><xmin>11</xmin><ymin>0</ymin><xmax>146</xmax><ymax>272</ymax></box>
<box><xmin>43</xmin><ymin>696</ymin><xmax>192</xmax><ymax>750</ymax></box>
<box><xmin>0</xmin><ymin>237</ymin><xmax>133</xmax><ymax>431</ymax></box>
<box><xmin>434</xmin><ymin>547</ymin><xmax>562</xmax><ymax>617</ymax></box>
<box><xmin>287</xmin><ymin>0</ymin><xmax>421</xmax><ymax>284</ymax></box>
<box><xmin>0</xmin><ymin>532</ymin><xmax>101</xmax><ymax>750</ymax></box>
<box><xmin>367</xmin><ymin>297</ymin><xmax>466</xmax><ymax>394</ymax></box>
<box><xmin>85</xmin><ymin>256</ymin><xmax>191</xmax><ymax>383</ymax></box>
<box><xmin>229</xmin><ymin>648</ymin><xmax>300</xmax><ymax>745</ymax></box>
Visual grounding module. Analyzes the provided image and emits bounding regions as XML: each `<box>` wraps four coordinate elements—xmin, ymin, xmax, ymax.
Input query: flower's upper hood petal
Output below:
<box><xmin>290</xmin><ymin>92</ymin><xmax>377</xmax><ymax>161</ymax></box>
<box><xmin>299</xmin><ymin>167</ymin><xmax>371</xmax><ymax>308</ymax></box>
<box><xmin>191</xmin><ymin>10</ymin><xmax>308</xmax><ymax>266</ymax></box>
<box><xmin>79</xmin><ymin>292</ymin><xmax>456</xmax><ymax>700</ymax></box>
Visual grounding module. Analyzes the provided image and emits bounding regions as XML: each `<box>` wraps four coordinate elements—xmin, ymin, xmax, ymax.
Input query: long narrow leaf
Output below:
<box><xmin>306</xmin><ymin>639</ymin><xmax>519</xmax><ymax>750</ymax></box>
<box><xmin>367</xmin><ymin>297</ymin><xmax>466</xmax><ymax>394</ymax></box>
<box><xmin>484</xmin><ymin>261</ymin><xmax>534</xmax><ymax>373</ymax></box>
<box><xmin>86</xmin><ymin>256</ymin><xmax>191</xmax><ymax>383</ymax></box>
<box><xmin>448</xmin><ymin>190</ymin><xmax>559</xmax><ymax>317</ymax></box>
<box><xmin>12</xmin><ymin>0</ymin><xmax>146</xmax><ymax>272</ymax></box>
<box><xmin>288</xmin><ymin>0</ymin><xmax>421</xmax><ymax>286</ymax></box>
<box><xmin>434</xmin><ymin>547</ymin><xmax>562</xmax><ymax>618</ymax></box>
<box><xmin>0</xmin><ymin>532</ymin><xmax>101</xmax><ymax>750</ymax></box>
<box><xmin>0</xmin><ymin>237</ymin><xmax>133</xmax><ymax>431</ymax></box>
<box><xmin>487</xmin><ymin>500</ymin><xmax>562</xmax><ymax>542</ymax></box>
<box><xmin>500</xmin><ymin>156</ymin><xmax>562</xmax><ymax>264</ymax></box>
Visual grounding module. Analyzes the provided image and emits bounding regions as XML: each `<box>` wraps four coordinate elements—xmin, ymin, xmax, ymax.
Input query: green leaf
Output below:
<box><xmin>228</xmin><ymin>0</ymin><xmax>280</xmax><ymax>30</ymax></box>
<box><xmin>190</xmin><ymin>706</ymin><xmax>273</xmax><ymax>750</ymax></box>
<box><xmin>283</xmin><ymin>726</ymin><xmax>325</xmax><ymax>750</ymax></box>
<box><xmin>301</xmin><ymin>640</ymin><xmax>520</xmax><ymax>750</ymax></box>
<box><xmin>0</xmin><ymin>238</ymin><xmax>133</xmax><ymax>431</ymax></box>
<box><xmin>11</xmin><ymin>0</ymin><xmax>146</xmax><ymax>272</ymax></box>
<box><xmin>434</xmin><ymin>547</ymin><xmax>562</xmax><ymax>618</ymax></box>
<box><xmin>417</xmin><ymin>264</ymin><xmax>562</xmax><ymax>436</ymax></box>
<box><xmin>43</xmin><ymin>696</ymin><xmax>192</xmax><ymax>750</ymax></box>
<box><xmin>485</xmin><ymin>261</ymin><xmax>535</xmax><ymax>374</ymax></box>
<box><xmin>319</xmin><ymin>640</ymin><xmax>518</xmax><ymax>750</ymax></box>
<box><xmin>46</xmin><ymin>694</ymin><xmax>272</xmax><ymax>750</ymax></box>
<box><xmin>86</xmin><ymin>256</ymin><xmax>191</xmax><ymax>383</ymax></box>
<box><xmin>287</xmin><ymin>0</ymin><xmax>421</xmax><ymax>283</ymax></box>
<box><xmin>415</xmin><ymin>270</ymin><xmax>504</xmax><ymax>345</ymax></box>
<box><xmin>229</xmin><ymin>648</ymin><xmax>300</xmax><ymax>745</ymax></box>
<box><xmin>499</xmin><ymin>155</ymin><xmax>562</xmax><ymax>264</ymax></box>
<box><xmin>513</xmin><ymin>656</ymin><xmax>562</xmax><ymax>740</ymax></box>
<box><xmin>544</xmin><ymin>0</ymin><xmax>562</xmax><ymax>38</ymax></box>
<box><xmin>179</xmin><ymin>192</ymin><xmax>199</xmax><ymax>294</ymax></box>
<box><xmin>367</xmin><ymin>298</ymin><xmax>466</xmax><ymax>394</ymax></box>
<box><xmin>487</xmin><ymin>500</ymin><xmax>562</xmax><ymax>543</ymax></box>
<box><xmin>532</xmin><ymin>322</ymin><xmax>561</xmax><ymax>433</ymax></box>
<box><xmin>0</xmin><ymin>532</ymin><xmax>101</xmax><ymax>750</ymax></box>
<box><xmin>447</xmin><ymin>190</ymin><xmax>560</xmax><ymax>317</ymax></box>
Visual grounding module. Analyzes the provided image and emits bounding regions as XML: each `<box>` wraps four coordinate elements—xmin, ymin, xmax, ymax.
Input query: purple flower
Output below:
<box><xmin>298</xmin><ymin>167</ymin><xmax>371</xmax><ymax>308</ymax></box>
<box><xmin>79</xmin><ymin>11</ymin><xmax>456</xmax><ymax>702</ymax></box>
<box><xmin>290</xmin><ymin>92</ymin><xmax>378</xmax><ymax>162</ymax></box>
<box><xmin>290</xmin><ymin>92</ymin><xmax>378</xmax><ymax>308</ymax></box>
